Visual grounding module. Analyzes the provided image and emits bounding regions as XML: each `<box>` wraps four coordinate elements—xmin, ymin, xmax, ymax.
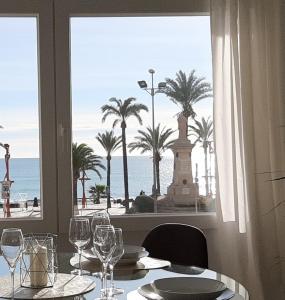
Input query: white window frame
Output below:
<box><xmin>54</xmin><ymin>0</ymin><xmax>217</xmax><ymax>235</ymax></box>
<box><xmin>0</xmin><ymin>0</ymin><xmax>58</xmax><ymax>233</ymax></box>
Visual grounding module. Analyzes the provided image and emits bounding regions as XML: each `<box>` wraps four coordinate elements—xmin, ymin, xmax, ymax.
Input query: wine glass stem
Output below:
<box><xmin>78</xmin><ymin>249</ymin><xmax>82</xmax><ymax>276</ymax></box>
<box><xmin>102</xmin><ymin>262</ymin><xmax>108</xmax><ymax>296</ymax></box>
<box><xmin>100</xmin><ymin>265</ymin><xmax>104</xmax><ymax>297</ymax></box>
<box><xmin>10</xmin><ymin>267</ymin><xmax>15</xmax><ymax>300</ymax></box>
<box><xmin>110</xmin><ymin>264</ymin><xmax>114</xmax><ymax>290</ymax></box>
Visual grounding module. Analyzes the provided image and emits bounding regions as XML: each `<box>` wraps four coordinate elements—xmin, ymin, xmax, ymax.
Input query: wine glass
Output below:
<box><xmin>106</xmin><ymin>228</ymin><xmax>124</xmax><ymax>297</ymax></box>
<box><xmin>69</xmin><ymin>217</ymin><xmax>91</xmax><ymax>276</ymax></box>
<box><xmin>93</xmin><ymin>225</ymin><xmax>116</xmax><ymax>300</ymax></box>
<box><xmin>91</xmin><ymin>211</ymin><xmax>110</xmax><ymax>279</ymax></box>
<box><xmin>91</xmin><ymin>211</ymin><xmax>110</xmax><ymax>234</ymax></box>
<box><xmin>1</xmin><ymin>228</ymin><xmax>24</xmax><ymax>300</ymax></box>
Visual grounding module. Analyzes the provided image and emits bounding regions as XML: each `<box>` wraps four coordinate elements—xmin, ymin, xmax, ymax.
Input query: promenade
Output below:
<box><xmin>0</xmin><ymin>198</ymin><xmax>126</xmax><ymax>218</ymax></box>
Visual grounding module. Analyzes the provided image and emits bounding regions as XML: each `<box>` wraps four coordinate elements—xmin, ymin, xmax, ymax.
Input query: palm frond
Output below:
<box><xmin>72</xmin><ymin>142</ymin><xmax>105</xmax><ymax>180</ymax></box>
<box><xmin>96</xmin><ymin>130</ymin><xmax>122</xmax><ymax>156</ymax></box>
<box><xmin>101</xmin><ymin>106</ymin><xmax>120</xmax><ymax>123</ymax></box>
<box><xmin>163</xmin><ymin>70</ymin><xmax>212</xmax><ymax>119</ymax></box>
<box><xmin>188</xmin><ymin>117</ymin><xmax>213</xmax><ymax>147</ymax></box>
<box><xmin>128</xmin><ymin>124</ymin><xmax>174</xmax><ymax>157</ymax></box>
<box><xmin>101</xmin><ymin>97</ymin><xmax>148</xmax><ymax>127</ymax></box>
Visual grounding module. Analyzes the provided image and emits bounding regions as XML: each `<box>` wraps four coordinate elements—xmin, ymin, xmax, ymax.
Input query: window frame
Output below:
<box><xmin>54</xmin><ymin>0</ymin><xmax>217</xmax><ymax>234</ymax></box>
<box><xmin>0</xmin><ymin>0</ymin><xmax>58</xmax><ymax>233</ymax></box>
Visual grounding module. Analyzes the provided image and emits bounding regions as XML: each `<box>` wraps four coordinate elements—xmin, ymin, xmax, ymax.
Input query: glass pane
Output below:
<box><xmin>70</xmin><ymin>16</ymin><xmax>214</xmax><ymax>216</ymax></box>
<box><xmin>0</xmin><ymin>17</ymin><xmax>41</xmax><ymax>218</ymax></box>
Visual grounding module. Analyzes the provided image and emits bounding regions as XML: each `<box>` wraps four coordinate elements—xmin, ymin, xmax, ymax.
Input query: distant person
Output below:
<box><xmin>33</xmin><ymin>197</ymin><xmax>39</xmax><ymax>207</ymax></box>
<box><xmin>140</xmin><ymin>190</ymin><xmax>145</xmax><ymax>195</ymax></box>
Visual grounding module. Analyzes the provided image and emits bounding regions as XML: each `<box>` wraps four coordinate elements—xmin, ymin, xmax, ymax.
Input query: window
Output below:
<box><xmin>0</xmin><ymin>17</ymin><xmax>40</xmax><ymax>219</ymax></box>
<box><xmin>0</xmin><ymin>1</ymin><xmax>58</xmax><ymax>233</ymax></box>
<box><xmin>70</xmin><ymin>16</ymin><xmax>215</xmax><ymax>216</ymax></box>
<box><xmin>0</xmin><ymin>0</ymin><xmax>216</xmax><ymax>233</ymax></box>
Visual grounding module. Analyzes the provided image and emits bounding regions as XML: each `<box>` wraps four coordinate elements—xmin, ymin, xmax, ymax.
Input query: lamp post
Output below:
<box><xmin>138</xmin><ymin>69</ymin><xmax>166</xmax><ymax>213</ymax></box>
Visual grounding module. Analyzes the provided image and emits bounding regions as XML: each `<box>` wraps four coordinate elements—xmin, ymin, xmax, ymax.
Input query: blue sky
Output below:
<box><xmin>0</xmin><ymin>16</ymin><xmax>212</xmax><ymax>158</ymax></box>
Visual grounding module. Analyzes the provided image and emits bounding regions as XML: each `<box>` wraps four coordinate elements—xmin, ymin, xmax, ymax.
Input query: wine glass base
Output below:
<box><xmin>70</xmin><ymin>269</ymin><xmax>90</xmax><ymax>276</ymax></box>
<box><xmin>106</xmin><ymin>287</ymin><xmax>124</xmax><ymax>296</ymax></box>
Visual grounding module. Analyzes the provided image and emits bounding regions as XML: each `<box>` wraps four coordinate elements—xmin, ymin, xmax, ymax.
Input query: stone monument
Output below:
<box><xmin>166</xmin><ymin>113</ymin><xmax>199</xmax><ymax>206</ymax></box>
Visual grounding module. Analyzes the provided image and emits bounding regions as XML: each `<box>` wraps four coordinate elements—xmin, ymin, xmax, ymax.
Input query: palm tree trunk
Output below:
<box><xmin>182</xmin><ymin>112</ymin><xmax>189</xmax><ymax>136</ymax></box>
<box><xmin>73</xmin><ymin>175</ymin><xmax>78</xmax><ymax>206</ymax></box>
<box><xmin>5</xmin><ymin>199</ymin><xmax>11</xmax><ymax>218</ymax></box>
<box><xmin>204</xmin><ymin>145</ymin><xmax>209</xmax><ymax>195</ymax></box>
<box><xmin>156</xmin><ymin>157</ymin><xmax>161</xmax><ymax>195</ymax></box>
<box><xmin>81</xmin><ymin>179</ymin><xmax>86</xmax><ymax>208</ymax></box>
<box><xmin>107</xmin><ymin>155</ymin><xmax>111</xmax><ymax>209</ymax></box>
<box><xmin>96</xmin><ymin>190</ymin><xmax>100</xmax><ymax>204</ymax></box>
<box><xmin>121</xmin><ymin>121</ymin><xmax>129</xmax><ymax>212</ymax></box>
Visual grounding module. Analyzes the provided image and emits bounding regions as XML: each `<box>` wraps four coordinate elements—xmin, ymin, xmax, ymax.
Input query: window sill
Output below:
<box><xmin>110</xmin><ymin>212</ymin><xmax>217</xmax><ymax>232</ymax></box>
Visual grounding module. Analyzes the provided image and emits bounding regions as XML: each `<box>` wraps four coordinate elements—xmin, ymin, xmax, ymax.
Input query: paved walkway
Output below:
<box><xmin>0</xmin><ymin>198</ymin><xmax>213</xmax><ymax>218</ymax></box>
<box><xmin>0</xmin><ymin>199</ymin><xmax>126</xmax><ymax>218</ymax></box>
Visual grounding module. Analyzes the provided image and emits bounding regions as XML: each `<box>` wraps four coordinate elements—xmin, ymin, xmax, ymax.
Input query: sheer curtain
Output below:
<box><xmin>211</xmin><ymin>0</ymin><xmax>285</xmax><ymax>299</ymax></box>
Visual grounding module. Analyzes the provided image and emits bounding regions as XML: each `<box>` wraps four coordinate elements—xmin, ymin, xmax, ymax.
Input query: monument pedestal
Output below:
<box><xmin>165</xmin><ymin>114</ymin><xmax>200</xmax><ymax>207</ymax></box>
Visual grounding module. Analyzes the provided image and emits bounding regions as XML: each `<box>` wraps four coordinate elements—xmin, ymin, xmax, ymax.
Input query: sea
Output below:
<box><xmin>0</xmin><ymin>156</ymin><xmax>212</xmax><ymax>201</ymax></box>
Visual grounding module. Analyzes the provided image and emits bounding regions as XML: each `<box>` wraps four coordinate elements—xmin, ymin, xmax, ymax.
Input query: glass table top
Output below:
<box><xmin>0</xmin><ymin>253</ymin><xmax>249</xmax><ymax>300</ymax></box>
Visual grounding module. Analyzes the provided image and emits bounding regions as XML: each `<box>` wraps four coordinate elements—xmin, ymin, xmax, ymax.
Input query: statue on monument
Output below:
<box><xmin>178</xmin><ymin>113</ymin><xmax>188</xmax><ymax>139</ymax></box>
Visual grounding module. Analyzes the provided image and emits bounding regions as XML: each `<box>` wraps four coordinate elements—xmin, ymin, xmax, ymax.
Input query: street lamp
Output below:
<box><xmin>138</xmin><ymin>69</ymin><xmax>166</xmax><ymax>213</ymax></box>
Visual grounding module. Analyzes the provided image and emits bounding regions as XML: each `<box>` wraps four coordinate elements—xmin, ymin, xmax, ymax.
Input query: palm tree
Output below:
<box><xmin>96</xmin><ymin>130</ymin><xmax>121</xmax><ymax>208</ymax></box>
<box><xmin>128</xmin><ymin>124</ymin><xmax>174</xmax><ymax>195</ymax></box>
<box><xmin>163</xmin><ymin>70</ymin><xmax>212</xmax><ymax>134</ymax></box>
<box><xmin>72</xmin><ymin>143</ymin><xmax>105</xmax><ymax>206</ymax></box>
<box><xmin>101</xmin><ymin>97</ymin><xmax>148</xmax><ymax>212</ymax></box>
<box><xmin>89</xmin><ymin>185</ymin><xmax>97</xmax><ymax>203</ymax></box>
<box><xmin>89</xmin><ymin>184</ymin><xmax>106</xmax><ymax>204</ymax></box>
<box><xmin>189</xmin><ymin>117</ymin><xmax>213</xmax><ymax>195</ymax></box>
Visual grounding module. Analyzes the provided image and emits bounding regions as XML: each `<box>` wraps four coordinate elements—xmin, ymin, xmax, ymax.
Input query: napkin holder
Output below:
<box><xmin>20</xmin><ymin>233</ymin><xmax>58</xmax><ymax>288</ymax></box>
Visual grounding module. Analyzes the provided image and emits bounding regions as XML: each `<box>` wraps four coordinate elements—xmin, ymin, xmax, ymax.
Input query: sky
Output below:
<box><xmin>0</xmin><ymin>16</ymin><xmax>212</xmax><ymax>158</ymax></box>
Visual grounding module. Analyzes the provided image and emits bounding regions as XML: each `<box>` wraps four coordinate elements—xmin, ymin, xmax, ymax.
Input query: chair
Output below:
<box><xmin>142</xmin><ymin>223</ymin><xmax>208</xmax><ymax>268</ymax></box>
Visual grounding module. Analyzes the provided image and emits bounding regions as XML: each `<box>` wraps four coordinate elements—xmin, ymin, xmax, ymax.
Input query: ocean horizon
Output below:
<box><xmin>0</xmin><ymin>156</ymin><xmax>212</xmax><ymax>201</ymax></box>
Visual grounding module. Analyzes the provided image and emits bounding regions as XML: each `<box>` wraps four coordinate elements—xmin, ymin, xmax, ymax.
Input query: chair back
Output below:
<box><xmin>142</xmin><ymin>223</ymin><xmax>208</xmax><ymax>267</ymax></box>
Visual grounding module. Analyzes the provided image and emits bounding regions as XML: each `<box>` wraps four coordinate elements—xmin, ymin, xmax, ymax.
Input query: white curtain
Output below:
<box><xmin>211</xmin><ymin>0</ymin><xmax>285</xmax><ymax>299</ymax></box>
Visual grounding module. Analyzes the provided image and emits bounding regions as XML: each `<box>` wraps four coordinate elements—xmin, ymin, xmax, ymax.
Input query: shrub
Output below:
<box><xmin>133</xmin><ymin>195</ymin><xmax>154</xmax><ymax>213</ymax></box>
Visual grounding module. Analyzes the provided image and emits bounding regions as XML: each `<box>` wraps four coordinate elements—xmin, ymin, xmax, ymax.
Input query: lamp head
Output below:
<box><xmin>148</xmin><ymin>69</ymin><xmax>155</xmax><ymax>74</ymax></box>
<box><xmin>138</xmin><ymin>80</ymin><xmax>148</xmax><ymax>89</ymax></box>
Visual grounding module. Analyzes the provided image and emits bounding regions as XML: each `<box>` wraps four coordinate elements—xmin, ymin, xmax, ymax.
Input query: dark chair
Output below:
<box><xmin>142</xmin><ymin>223</ymin><xmax>208</xmax><ymax>268</ymax></box>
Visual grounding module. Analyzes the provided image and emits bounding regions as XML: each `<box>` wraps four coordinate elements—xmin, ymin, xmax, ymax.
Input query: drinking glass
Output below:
<box><xmin>69</xmin><ymin>217</ymin><xmax>91</xmax><ymax>276</ymax></box>
<box><xmin>93</xmin><ymin>225</ymin><xmax>116</xmax><ymax>300</ymax></box>
<box><xmin>90</xmin><ymin>211</ymin><xmax>110</xmax><ymax>289</ymax></box>
<box><xmin>107</xmin><ymin>228</ymin><xmax>124</xmax><ymax>296</ymax></box>
<box><xmin>1</xmin><ymin>228</ymin><xmax>24</xmax><ymax>300</ymax></box>
<box><xmin>91</xmin><ymin>211</ymin><xmax>110</xmax><ymax>234</ymax></box>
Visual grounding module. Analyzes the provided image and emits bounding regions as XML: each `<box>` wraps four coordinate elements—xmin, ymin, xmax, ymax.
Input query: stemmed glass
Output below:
<box><xmin>107</xmin><ymin>228</ymin><xmax>124</xmax><ymax>297</ymax></box>
<box><xmin>69</xmin><ymin>217</ymin><xmax>91</xmax><ymax>276</ymax></box>
<box><xmin>1</xmin><ymin>228</ymin><xmax>24</xmax><ymax>300</ymax></box>
<box><xmin>91</xmin><ymin>211</ymin><xmax>110</xmax><ymax>234</ymax></box>
<box><xmin>93</xmin><ymin>225</ymin><xmax>116</xmax><ymax>300</ymax></box>
<box><xmin>91</xmin><ymin>211</ymin><xmax>110</xmax><ymax>279</ymax></box>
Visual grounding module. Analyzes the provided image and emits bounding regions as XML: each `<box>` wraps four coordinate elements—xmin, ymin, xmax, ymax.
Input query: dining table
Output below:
<box><xmin>0</xmin><ymin>252</ymin><xmax>249</xmax><ymax>300</ymax></box>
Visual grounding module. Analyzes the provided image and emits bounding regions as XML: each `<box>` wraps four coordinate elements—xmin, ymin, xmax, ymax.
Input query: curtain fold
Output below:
<box><xmin>211</xmin><ymin>0</ymin><xmax>285</xmax><ymax>299</ymax></box>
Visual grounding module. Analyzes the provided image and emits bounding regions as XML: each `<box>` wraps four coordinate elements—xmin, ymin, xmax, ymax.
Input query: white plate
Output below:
<box><xmin>152</xmin><ymin>277</ymin><xmax>227</xmax><ymax>300</ymax></box>
<box><xmin>138</xmin><ymin>284</ymin><xmax>163</xmax><ymax>299</ymax></box>
<box><xmin>120</xmin><ymin>251</ymin><xmax>150</xmax><ymax>265</ymax></box>
<box><xmin>123</xmin><ymin>245</ymin><xmax>146</xmax><ymax>259</ymax></box>
<box><xmin>138</xmin><ymin>283</ymin><xmax>234</xmax><ymax>300</ymax></box>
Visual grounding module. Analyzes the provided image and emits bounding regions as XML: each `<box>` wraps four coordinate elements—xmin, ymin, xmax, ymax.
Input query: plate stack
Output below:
<box><xmin>139</xmin><ymin>277</ymin><xmax>227</xmax><ymax>300</ymax></box>
<box><xmin>83</xmin><ymin>245</ymin><xmax>149</xmax><ymax>265</ymax></box>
